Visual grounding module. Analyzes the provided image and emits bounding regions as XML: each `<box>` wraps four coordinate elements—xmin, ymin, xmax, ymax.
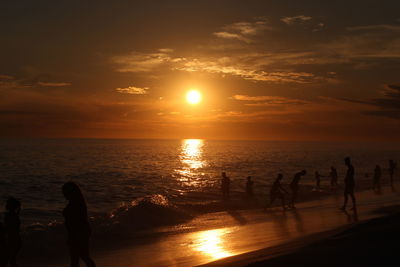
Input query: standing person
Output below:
<box><xmin>267</xmin><ymin>174</ymin><xmax>288</xmax><ymax>210</ymax></box>
<box><xmin>221</xmin><ymin>172</ymin><xmax>230</xmax><ymax>200</ymax></box>
<box><xmin>245</xmin><ymin>176</ymin><xmax>254</xmax><ymax>198</ymax></box>
<box><xmin>389</xmin><ymin>160</ymin><xmax>397</xmax><ymax>186</ymax></box>
<box><xmin>372</xmin><ymin>165</ymin><xmax>382</xmax><ymax>192</ymax></box>
<box><xmin>314</xmin><ymin>171</ymin><xmax>324</xmax><ymax>190</ymax></box>
<box><xmin>341</xmin><ymin>157</ymin><xmax>356</xmax><ymax>210</ymax></box>
<box><xmin>62</xmin><ymin>182</ymin><xmax>96</xmax><ymax>267</ymax></box>
<box><xmin>4</xmin><ymin>197</ymin><xmax>21</xmax><ymax>267</ymax></box>
<box><xmin>329</xmin><ymin>167</ymin><xmax>339</xmax><ymax>189</ymax></box>
<box><xmin>289</xmin><ymin>170</ymin><xmax>307</xmax><ymax>209</ymax></box>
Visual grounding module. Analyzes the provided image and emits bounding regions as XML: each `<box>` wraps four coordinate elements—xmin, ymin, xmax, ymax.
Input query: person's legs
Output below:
<box><xmin>342</xmin><ymin>191</ymin><xmax>348</xmax><ymax>209</ymax></box>
<box><xmin>78</xmin><ymin>239</ymin><xmax>96</xmax><ymax>267</ymax></box>
<box><xmin>350</xmin><ymin>192</ymin><xmax>356</xmax><ymax>209</ymax></box>
<box><xmin>69</xmin><ymin>244</ymin><xmax>80</xmax><ymax>267</ymax></box>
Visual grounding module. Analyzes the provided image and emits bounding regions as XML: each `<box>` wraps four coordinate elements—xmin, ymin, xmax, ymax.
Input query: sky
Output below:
<box><xmin>1</xmin><ymin>0</ymin><xmax>400</xmax><ymax>141</ymax></box>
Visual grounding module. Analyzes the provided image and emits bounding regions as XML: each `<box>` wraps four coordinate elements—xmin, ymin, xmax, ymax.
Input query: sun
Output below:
<box><xmin>186</xmin><ymin>90</ymin><xmax>202</xmax><ymax>104</ymax></box>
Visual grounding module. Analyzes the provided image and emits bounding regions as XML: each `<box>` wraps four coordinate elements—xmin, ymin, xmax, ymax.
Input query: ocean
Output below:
<box><xmin>0</xmin><ymin>138</ymin><xmax>399</xmax><ymax>226</ymax></box>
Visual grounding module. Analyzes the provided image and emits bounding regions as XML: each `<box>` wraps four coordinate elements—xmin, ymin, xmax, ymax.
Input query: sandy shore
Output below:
<box><xmin>32</xmin><ymin>185</ymin><xmax>400</xmax><ymax>267</ymax></box>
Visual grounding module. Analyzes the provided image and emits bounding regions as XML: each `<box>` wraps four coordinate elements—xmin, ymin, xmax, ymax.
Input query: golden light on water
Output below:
<box><xmin>191</xmin><ymin>228</ymin><xmax>233</xmax><ymax>260</ymax></box>
<box><xmin>186</xmin><ymin>90</ymin><xmax>202</xmax><ymax>104</ymax></box>
<box><xmin>175</xmin><ymin>139</ymin><xmax>207</xmax><ymax>186</ymax></box>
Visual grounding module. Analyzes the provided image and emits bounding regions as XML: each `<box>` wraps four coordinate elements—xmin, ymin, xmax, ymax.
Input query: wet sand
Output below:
<box><xmin>41</xmin><ymin>186</ymin><xmax>400</xmax><ymax>267</ymax></box>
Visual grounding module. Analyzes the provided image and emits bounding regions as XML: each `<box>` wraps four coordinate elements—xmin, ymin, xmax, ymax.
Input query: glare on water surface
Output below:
<box><xmin>190</xmin><ymin>228</ymin><xmax>233</xmax><ymax>260</ymax></box>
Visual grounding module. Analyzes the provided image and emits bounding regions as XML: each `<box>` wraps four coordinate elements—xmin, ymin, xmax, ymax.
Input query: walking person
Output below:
<box><xmin>221</xmin><ymin>172</ymin><xmax>231</xmax><ymax>200</ymax></box>
<box><xmin>372</xmin><ymin>165</ymin><xmax>382</xmax><ymax>193</ymax></box>
<box><xmin>267</xmin><ymin>174</ymin><xmax>288</xmax><ymax>210</ymax></box>
<box><xmin>314</xmin><ymin>171</ymin><xmax>324</xmax><ymax>191</ymax></box>
<box><xmin>341</xmin><ymin>157</ymin><xmax>356</xmax><ymax>210</ymax></box>
<box><xmin>289</xmin><ymin>170</ymin><xmax>307</xmax><ymax>209</ymax></box>
<box><xmin>330</xmin><ymin>167</ymin><xmax>339</xmax><ymax>189</ymax></box>
<box><xmin>62</xmin><ymin>182</ymin><xmax>96</xmax><ymax>267</ymax></box>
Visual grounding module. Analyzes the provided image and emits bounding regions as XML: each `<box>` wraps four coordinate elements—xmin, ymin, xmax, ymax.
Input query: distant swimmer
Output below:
<box><xmin>221</xmin><ymin>172</ymin><xmax>231</xmax><ymax>200</ymax></box>
<box><xmin>389</xmin><ymin>160</ymin><xmax>397</xmax><ymax>186</ymax></box>
<box><xmin>372</xmin><ymin>165</ymin><xmax>382</xmax><ymax>192</ymax></box>
<box><xmin>314</xmin><ymin>171</ymin><xmax>324</xmax><ymax>190</ymax></box>
<box><xmin>289</xmin><ymin>170</ymin><xmax>307</xmax><ymax>208</ymax></box>
<box><xmin>4</xmin><ymin>197</ymin><xmax>21</xmax><ymax>267</ymax></box>
<box><xmin>341</xmin><ymin>157</ymin><xmax>356</xmax><ymax>210</ymax></box>
<box><xmin>330</xmin><ymin>167</ymin><xmax>339</xmax><ymax>189</ymax></box>
<box><xmin>246</xmin><ymin>176</ymin><xmax>254</xmax><ymax>198</ymax></box>
<box><xmin>267</xmin><ymin>174</ymin><xmax>288</xmax><ymax>210</ymax></box>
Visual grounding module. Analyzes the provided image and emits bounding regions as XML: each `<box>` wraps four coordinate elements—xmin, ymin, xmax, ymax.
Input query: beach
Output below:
<box><xmin>23</xmin><ymin>185</ymin><xmax>400</xmax><ymax>267</ymax></box>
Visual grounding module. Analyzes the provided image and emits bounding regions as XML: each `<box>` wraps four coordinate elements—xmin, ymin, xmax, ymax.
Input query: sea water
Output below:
<box><xmin>0</xmin><ymin>138</ymin><xmax>399</xmax><ymax>226</ymax></box>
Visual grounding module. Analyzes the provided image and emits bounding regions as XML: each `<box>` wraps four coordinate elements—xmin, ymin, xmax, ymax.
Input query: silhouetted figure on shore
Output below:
<box><xmin>221</xmin><ymin>172</ymin><xmax>230</xmax><ymax>200</ymax></box>
<box><xmin>330</xmin><ymin>167</ymin><xmax>339</xmax><ymax>189</ymax></box>
<box><xmin>267</xmin><ymin>174</ymin><xmax>288</xmax><ymax>210</ymax></box>
<box><xmin>0</xmin><ymin>222</ymin><xmax>7</xmax><ymax>267</ymax></box>
<box><xmin>289</xmin><ymin>170</ymin><xmax>306</xmax><ymax>208</ymax></box>
<box><xmin>245</xmin><ymin>176</ymin><xmax>254</xmax><ymax>198</ymax></box>
<box><xmin>4</xmin><ymin>197</ymin><xmax>21</xmax><ymax>267</ymax></box>
<box><xmin>62</xmin><ymin>182</ymin><xmax>96</xmax><ymax>267</ymax></box>
<box><xmin>341</xmin><ymin>157</ymin><xmax>356</xmax><ymax>210</ymax></box>
<box><xmin>389</xmin><ymin>160</ymin><xmax>397</xmax><ymax>186</ymax></box>
<box><xmin>314</xmin><ymin>171</ymin><xmax>323</xmax><ymax>190</ymax></box>
<box><xmin>372</xmin><ymin>165</ymin><xmax>382</xmax><ymax>193</ymax></box>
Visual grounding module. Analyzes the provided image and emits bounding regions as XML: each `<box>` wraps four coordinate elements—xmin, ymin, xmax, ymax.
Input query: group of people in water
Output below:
<box><xmin>222</xmin><ymin>157</ymin><xmax>397</xmax><ymax>211</ymax></box>
<box><xmin>0</xmin><ymin>182</ymin><xmax>96</xmax><ymax>267</ymax></box>
<box><xmin>0</xmin><ymin>157</ymin><xmax>397</xmax><ymax>267</ymax></box>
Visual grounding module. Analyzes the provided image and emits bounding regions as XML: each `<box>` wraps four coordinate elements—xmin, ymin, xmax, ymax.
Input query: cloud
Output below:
<box><xmin>116</xmin><ymin>86</ymin><xmax>149</xmax><ymax>95</ymax></box>
<box><xmin>37</xmin><ymin>82</ymin><xmax>71</xmax><ymax>87</ymax></box>
<box><xmin>213</xmin><ymin>17</ymin><xmax>271</xmax><ymax>43</ymax></box>
<box><xmin>233</xmin><ymin>95</ymin><xmax>308</xmax><ymax>105</ymax></box>
<box><xmin>281</xmin><ymin>15</ymin><xmax>312</xmax><ymax>25</ymax></box>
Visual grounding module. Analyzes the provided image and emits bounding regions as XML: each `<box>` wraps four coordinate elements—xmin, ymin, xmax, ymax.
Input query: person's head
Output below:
<box><xmin>277</xmin><ymin>173</ymin><xmax>283</xmax><ymax>180</ymax></box>
<box><xmin>62</xmin><ymin>182</ymin><xmax>85</xmax><ymax>203</ymax></box>
<box><xmin>345</xmin><ymin>157</ymin><xmax>351</xmax><ymax>166</ymax></box>
<box><xmin>6</xmin><ymin>197</ymin><xmax>21</xmax><ymax>213</ymax></box>
<box><xmin>221</xmin><ymin>172</ymin><xmax>226</xmax><ymax>177</ymax></box>
<box><xmin>247</xmin><ymin>176</ymin><xmax>251</xmax><ymax>181</ymax></box>
<box><xmin>301</xmin><ymin>170</ymin><xmax>307</xmax><ymax>175</ymax></box>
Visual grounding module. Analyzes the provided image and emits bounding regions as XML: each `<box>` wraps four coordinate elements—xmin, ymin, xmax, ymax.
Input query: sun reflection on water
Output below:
<box><xmin>175</xmin><ymin>139</ymin><xmax>206</xmax><ymax>183</ymax></box>
<box><xmin>191</xmin><ymin>228</ymin><xmax>233</xmax><ymax>260</ymax></box>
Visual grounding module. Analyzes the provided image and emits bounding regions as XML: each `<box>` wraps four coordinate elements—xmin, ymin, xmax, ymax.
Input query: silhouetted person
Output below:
<box><xmin>330</xmin><ymin>167</ymin><xmax>339</xmax><ymax>189</ymax></box>
<box><xmin>389</xmin><ymin>160</ymin><xmax>397</xmax><ymax>186</ymax></box>
<box><xmin>4</xmin><ymin>197</ymin><xmax>21</xmax><ymax>267</ymax></box>
<box><xmin>341</xmin><ymin>157</ymin><xmax>356</xmax><ymax>210</ymax></box>
<box><xmin>62</xmin><ymin>182</ymin><xmax>96</xmax><ymax>267</ymax></box>
<box><xmin>221</xmin><ymin>172</ymin><xmax>230</xmax><ymax>200</ymax></box>
<box><xmin>267</xmin><ymin>174</ymin><xmax>288</xmax><ymax>210</ymax></box>
<box><xmin>372</xmin><ymin>165</ymin><xmax>382</xmax><ymax>192</ymax></box>
<box><xmin>314</xmin><ymin>171</ymin><xmax>324</xmax><ymax>190</ymax></box>
<box><xmin>0</xmin><ymin>222</ymin><xmax>7</xmax><ymax>267</ymax></box>
<box><xmin>289</xmin><ymin>170</ymin><xmax>306</xmax><ymax>208</ymax></box>
<box><xmin>245</xmin><ymin>176</ymin><xmax>254</xmax><ymax>198</ymax></box>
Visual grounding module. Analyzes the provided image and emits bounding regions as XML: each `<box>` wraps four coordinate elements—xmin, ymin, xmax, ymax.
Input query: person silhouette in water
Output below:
<box><xmin>289</xmin><ymin>170</ymin><xmax>306</xmax><ymax>208</ymax></box>
<box><xmin>341</xmin><ymin>157</ymin><xmax>356</xmax><ymax>210</ymax></box>
<box><xmin>221</xmin><ymin>172</ymin><xmax>230</xmax><ymax>200</ymax></box>
<box><xmin>329</xmin><ymin>167</ymin><xmax>339</xmax><ymax>190</ymax></box>
<box><xmin>267</xmin><ymin>174</ymin><xmax>288</xmax><ymax>210</ymax></box>
<box><xmin>4</xmin><ymin>197</ymin><xmax>21</xmax><ymax>267</ymax></box>
<box><xmin>62</xmin><ymin>182</ymin><xmax>96</xmax><ymax>267</ymax></box>
<box><xmin>314</xmin><ymin>171</ymin><xmax>324</xmax><ymax>190</ymax></box>
<box><xmin>246</xmin><ymin>176</ymin><xmax>254</xmax><ymax>198</ymax></box>
<box><xmin>372</xmin><ymin>165</ymin><xmax>382</xmax><ymax>193</ymax></box>
<box><xmin>389</xmin><ymin>160</ymin><xmax>397</xmax><ymax>186</ymax></box>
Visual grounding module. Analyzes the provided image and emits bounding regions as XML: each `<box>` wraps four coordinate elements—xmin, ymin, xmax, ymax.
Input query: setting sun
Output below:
<box><xmin>186</xmin><ymin>90</ymin><xmax>202</xmax><ymax>104</ymax></box>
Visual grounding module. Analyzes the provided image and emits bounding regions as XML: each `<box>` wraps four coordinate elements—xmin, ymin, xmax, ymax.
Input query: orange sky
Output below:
<box><xmin>1</xmin><ymin>1</ymin><xmax>400</xmax><ymax>141</ymax></box>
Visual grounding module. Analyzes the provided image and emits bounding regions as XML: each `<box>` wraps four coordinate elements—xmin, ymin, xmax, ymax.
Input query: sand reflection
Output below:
<box><xmin>191</xmin><ymin>228</ymin><xmax>233</xmax><ymax>260</ymax></box>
